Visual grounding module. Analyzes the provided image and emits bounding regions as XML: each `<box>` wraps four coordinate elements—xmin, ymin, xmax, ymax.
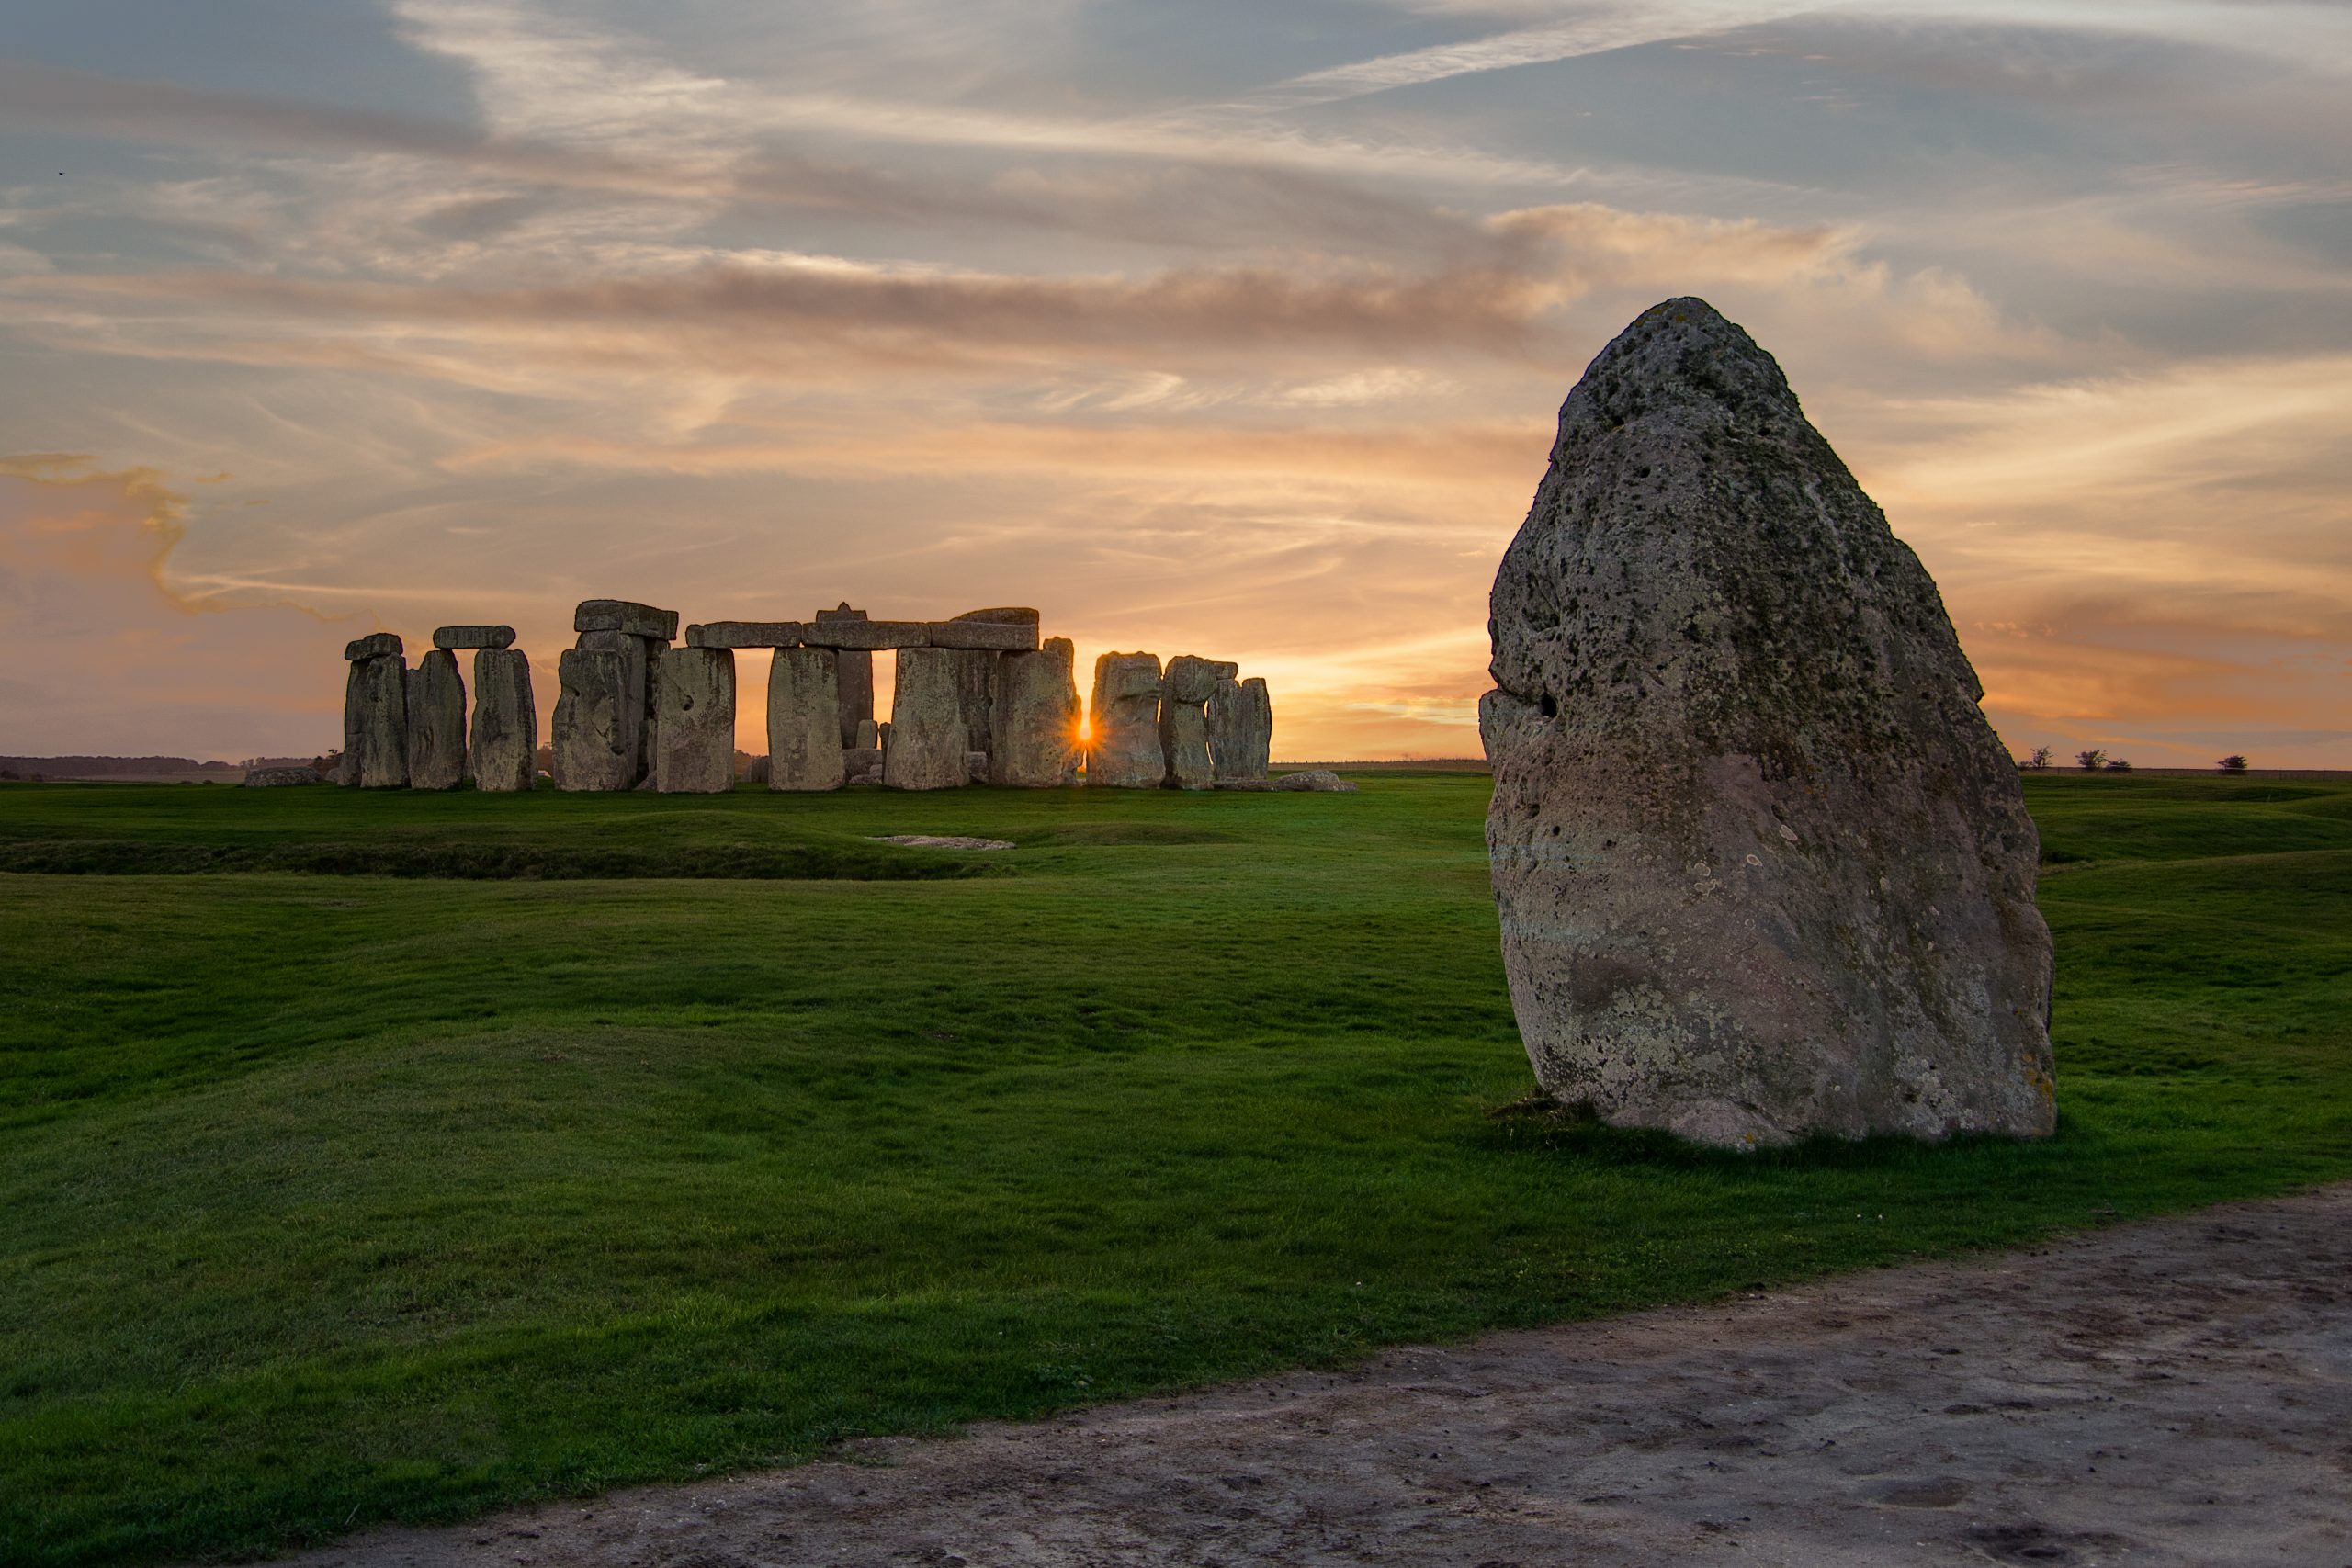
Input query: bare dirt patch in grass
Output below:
<box><xmin>287</xmin><ymin>1185</ymin><xmax>2352</xmax><ymax>1568</ymax></box>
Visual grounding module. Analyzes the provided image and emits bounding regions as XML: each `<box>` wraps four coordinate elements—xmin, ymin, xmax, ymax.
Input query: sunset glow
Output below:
<box><xmin>1</xmin><ymin>3</ymin><xmax>2346</xmax><ymax>764</ymax></box>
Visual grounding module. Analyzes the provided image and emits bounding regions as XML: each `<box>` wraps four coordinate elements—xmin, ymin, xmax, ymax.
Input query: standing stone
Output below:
<box><xmin>654</xmin><ymin>647</ymin><xmax>736</xmax><ymax>794</ymax></box>
<box><xmin>883</xmin><ymin>647</ymin><xmax>968</xmax><ymax>790</ymax></box>
<box><xmin>1480</xmin><ymin>297</ymin><xmax>2054</xmax><ymax>1149</ymax></box>
<box><xmin>551</xmin><ymin>648</ymin><xmax>629</xmax><ymax>791</ymax></box>
<box><xmin>989</xmin><ymin>636</ymin><xmax>1081</xmax><ymax>787</ymax></box>
<box><xmin>469</xmin><ymin>648</ymin><xmax>537</xmax><ymax>792</ymax></box>
<box><xmin>854</xmin><ymin>717</ymin><xmax>878</xmax><ymax>749</ymax></box>
<box><xmin>1087</xmin><ymin>652</ymin><xmax>1163</xmax><ymax>788</ymax></box>
<box><xmin>1159</xmin><ymin>655</ymin><xmax>1217</xmax><ymax>790</ymax></box>
<box><xmin>767</xmin><ymin>647</ymin><xmax>845</xmax><ymax>792</ymax></box>
<box><xmin>817</xmin><ymin>604</ymin><xmax>873</xmax><ymax>748</ymax></box>
<box><xmin>340</xmin><ymin>637</ymin><xmax>409</xmax><ymax>788</ymax></box>
<box><xmin>404</xmin><ymin>649</ymin><xmax>468</xmax><ymax>790</ymax></box>
<box><xmin>1204</xmin><ymin>662</ymin><xmax>1245</xmax><ymax>778</ymax></box>
<box><xmin>952</xmin><ymin>650</ymin><xmax>998</xmax><ymax>758</ymax></box>
<box><xmin>1230</xmin><ymin>679</ymin><xmax>1273</xmax><ymax>779</ymax></box>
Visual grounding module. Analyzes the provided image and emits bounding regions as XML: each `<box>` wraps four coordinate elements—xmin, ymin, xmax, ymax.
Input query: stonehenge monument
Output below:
<box><xmin>335</xmin><ymin>600</ymin><xmax>1272</xmax><ymax>794</ymax></box>
<box><xmin>1480</xmin><ymin>297</ymin><xmax>2054</xmax><ymax>1148</ymax></box>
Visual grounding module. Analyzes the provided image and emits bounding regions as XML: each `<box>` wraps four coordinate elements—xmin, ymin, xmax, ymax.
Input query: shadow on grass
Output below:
<box><xmin>0</xmin><ymin>839</ymin><xmax>1004</xmax><ymax>881</ymax></box>
<box><xmin>1473</xmin><ymin>1093</ymin><xmax>2080</xmax><ymax>1174</ymax></box>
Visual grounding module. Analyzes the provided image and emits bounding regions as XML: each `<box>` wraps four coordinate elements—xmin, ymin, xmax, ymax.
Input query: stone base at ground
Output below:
<box><xmin>767</xmin><ymin>648</ymin><xmax>844</xmax><ymax>791</ymax></box>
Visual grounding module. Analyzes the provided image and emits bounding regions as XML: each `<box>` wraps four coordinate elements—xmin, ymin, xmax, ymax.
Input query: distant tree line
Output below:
<box><xmin>2016</xmin><ymin>748</ymin><xmax>2252</xmax><ymax>773</ymax></box>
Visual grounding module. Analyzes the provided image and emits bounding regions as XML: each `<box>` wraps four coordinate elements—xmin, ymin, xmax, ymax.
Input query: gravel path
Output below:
<box><xmin>289</xmin><ymin>1185</ymin><xmax>2352</xmax><ymax>1568</ymax></box>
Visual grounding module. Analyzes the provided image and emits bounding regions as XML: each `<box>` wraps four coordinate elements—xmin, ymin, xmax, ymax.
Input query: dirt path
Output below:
<box><xmin>291</xmin><ymin>1187</ymin><xmax>2352</xmax><ymax>1568</ymax></box>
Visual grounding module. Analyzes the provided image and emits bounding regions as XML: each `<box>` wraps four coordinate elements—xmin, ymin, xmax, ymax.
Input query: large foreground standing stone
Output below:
<box><xmin>1216</xmin><ymin>678</ymin><xmax>1272</xmax><ymax>780</ymax></box>
<box><xmin>1087</xmin><ymin>652</ymin><xmax>1163</xmax><ymax>788</ymax></box>
<box><xmin>654</xmin><ymin>647</ymin><xmax>736</xmax><ymax>794</ymax></box>
<box><xmin>767</xmin><ymin>647</ymin><xmax>845</xmax><ymax>791</ymax></box>
<box><xmin>341</xmin><ymin>638</ymin><xmax>409</xmax><ymax>788</ymax></box>
<box><xmin>469</xmin><ymin>649</ymin><xmax>537</xmax><ymax>792</ymax></box>
<box><xmin>989</xmin><ymin>637</ymin><xmax>1080</xmax><ymax>786</ymax></box>
<box><xmin>551</xmin><ymin>648</ymin><xmax>629</xmax><ymax>791</ymax></box>
<box><xmin>1159</xmin><ymin>655</ymin><xmax>1217</xmax><ymax>790</ymax></box>
<box><xmin>1480</xmin><ymin>298</ymin><xmax>2053</xmax><ymax>1148</ymax></box>
<box><xmin>884</xmin><ymin>647</ymin><xmax>968</xmax><ymax>790</ymax></box>
<box><xmin>404</xmin><ymin>649</ymin><xmax>468</xmax><ymax>790</ymax></box>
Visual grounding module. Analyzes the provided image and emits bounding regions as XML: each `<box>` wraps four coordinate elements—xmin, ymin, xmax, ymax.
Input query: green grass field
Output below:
<box><xmin>3</xmin><ymin>772</ymin><xmax>2348</xmax><ymax>1566</ymax></box>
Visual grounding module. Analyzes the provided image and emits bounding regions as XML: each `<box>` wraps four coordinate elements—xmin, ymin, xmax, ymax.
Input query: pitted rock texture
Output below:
<box><xmin>469</xmin><ymin>649</ymin><xmax>536</xmax><ymax>793</ymax></box>
<box><xmin>766</xmin><ymin>648</ymin><xmax>845</xmax><ymax>792</ymax></box>
<box><xmin>1212</xmin><ymin>673</ymin><xmax>1272</xmax><ymax>781</ymax></box>
<box><xmin>1272</xmin><ymin>768</ymin><xmax>1355</xmax><ymax>792</ymax></box>
<box><xmin>341</xmin><ymin>654</ymin><xmax>409</xmax><ymax>788</ymax></box>
<box><xmin>884</xmin><ymin>647</ymin><xmax>968</xmax><ymax>791</ymax></box>
<box><xmin>653</xmin><ymin>647</ymin><xmax>736</xmax><ymax>794</ymax></box>
<box><xmin>952</xmin><ymin>649</ymin><xmax>998</xmax><ymax>756</ymax></box>
<box><xmin>403</xmin><ymin>649</ymin><xmax>468</xmax><ymax>791</ymax></box>
<box><xmin>990</xmin><ymin>637</ymin><xmax>1081</xmax><ymax>787</ymax></box>
<box><xmin>551</xmin><ymin>649</ymin><xmax>629</xmax><ymax>792</ymax></box>
<box><xmin>1480</xmin><ymin>297</ymin><xmax>2052</xmax><ymax>1148</ymax></box>
<box><xmin>576</xmin><ymin>629</ymin><xmax>659</xmax><ymax>788</ymax></box>
<box><xmin>1088</xmin><ymin>652</ymin><xmax>1164</xmax><ymax>789</ymax></box>
<box><xmin>1159</xmin><ymin>655</ymin><xmax>1217</xmax><ymax>790</ymax></box>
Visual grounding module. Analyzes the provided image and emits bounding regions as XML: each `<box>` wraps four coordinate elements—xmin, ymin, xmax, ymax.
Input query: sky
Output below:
<box><xmin>1</xmin><ymin>0</ymin><xmax>2346</xmax><ymax>766</ymax></box>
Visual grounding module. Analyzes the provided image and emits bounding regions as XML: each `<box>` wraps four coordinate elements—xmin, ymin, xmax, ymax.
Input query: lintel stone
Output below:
<box><xmin>688</xmin><ymin>621</ymin><xmax>811</xmax><ymax>649</ymax></box>
<box><xmin>433</xmin><ymin>625</ymin><xmax>515</xmax><ymax>650</ymax></box>
<box><xmin>344</xmin><ymin>632</ymin><xmax>402</xmax><ymax>662</ymax></box>
<box><xmin>574</xmin><ymin>599</ymin><xmax>680</xmax><ymax>639</ymax></box>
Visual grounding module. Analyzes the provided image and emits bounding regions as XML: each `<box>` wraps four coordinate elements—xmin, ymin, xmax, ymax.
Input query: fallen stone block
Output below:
<box><xmin>433</xmin><ymin>625</ymin><xmax>514</xmax><ymax>650</ymax></box>
<box><xmin>243</xmin><ymin>765</ymin><xmax>325</xmax><ymax>786</ymax></box>
<box><xmin>1272</xmin><ymin>769</ymin><xmax>1356</xmax><ymax>792</ymax></box>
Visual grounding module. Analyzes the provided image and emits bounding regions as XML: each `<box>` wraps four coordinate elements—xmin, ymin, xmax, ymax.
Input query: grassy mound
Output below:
<box><xmin>2</xmin><ymin>772</ymin><xmax>2347</xmax><ymax>1565</ymax></box>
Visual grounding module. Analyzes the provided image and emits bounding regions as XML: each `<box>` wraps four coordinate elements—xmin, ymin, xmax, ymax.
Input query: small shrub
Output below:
<box><xmin>2218</xmin><ymin>754</ymin><xmax>2249</xmax><ymax>774</ymax></box>
<box><xmin>2020</xmin><ymin>746</ymin><xmax>2052</xmax><ymax>771</ymax></box>
<box><xmin>2105</xmin><ymin>758</ymin><xmax>2132</xmax><ymax>773</ymax></box>
<box><xmin>2076</xmin><ymin>749</ymin><xmax>2107</xmax><ymax>772</ymax></box>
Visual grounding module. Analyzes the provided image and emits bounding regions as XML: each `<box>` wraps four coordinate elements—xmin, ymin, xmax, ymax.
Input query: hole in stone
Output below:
<box><xmin>1540</xmin><ymin>692</ymin><xmax>1558</xmax><ymax>717</ymax></box>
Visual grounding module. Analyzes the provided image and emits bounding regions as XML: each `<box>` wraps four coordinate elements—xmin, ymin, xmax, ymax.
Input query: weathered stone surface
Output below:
<box><xmin>989</xmin><ymin>637</ymin><xmax>1080</xmax><ymax>787</ymax></box>
<box><xmin>404</xmin><ymin>649</ymin><xmax>468</xmax><ymax>790</ymax></box>
<box><xmin>652</xmin><ymin>647</ymin><xmax>735</xmax><ymax>793</ymax></box>
<box><xmin>687</xmin><ymin>621</ymin><xmax>809</xmax><ymax>649</ymax></box>
<box><xmin>577</xmin><ymin>629</ymin><xmax>662</xmax><ymax>785</ymax></box>
<box><xmin>877</xmin><ymin>720</ymin><xmax>892</xmax><ymax>754</ymax></box>
<box><xmin>766</xmin><ymin>648</ymin><xmax>845</xmax><ymax>792</ymax></box>
<box><xmin>344</xmin><ymin>631</ymin><xmax>402</xmax><ymax>662</ymax></box>
<box><xmin>574</xmin><ymin>599</ymin><xmax>679</xmax><ymax>639</ymax></box>
<box><xmin>966</xmin><ymin>750</ymin><xmax>989</xmax><ymax>784</ymax></box>
<box><xmin>884</xmin><ymin>648</ymin><xmax>968</xmax><ymax>790</ymax></box>
<box><xmin>952</xmin><ymin>649</ymin><xmax>998</xmax><ymax>755</ymax></box>
<box><xmin>1480</xmin><ymin>297</ymin><xmax>2054</xmax><ymax>1149</ymax></box>
<box><xmin>242</xmin><ymin>765</ymin><xmax>325</xmax><ymax>786</ymax></box>
<box><xmin>842</xmin><ymin>746</ymin><xmax>883</xmax><ymax>785</ymax></box>
<box><xmin>950</xmin><ymin>607</ymin><xmax>1041</xmax><ymax>626</ymax></box>
<box><xmin>801</xmin><ymin>619</ymin><xmax>932</xmax><ymax>651</ymax></box>
<box><xmin>1159</xmin><ymin>654</ymin><xmax>1216</xmax><ymax>790</ymax></box>
<box><xmin>433</xmin><ymin>625</ymin><xmax>514</xmax><ymax>650</ymax></box>
<box><xmin>854</xmin><ymin>718</ymin><xmax>878</xmax><ymax>749</ymax></box>
<box><xmin>1204</xmin><ymin>662</ymin><xmax>1244</xmax><ymax>775</ymax></box>
<box><xmin>1087</xmin><ymin>652</ymin><xmax>1163</xmax><ymax>788</ymax></box>
<box><xmin>1211</xmin><ymin>675</ymin><xmax>1272</xmax><ymax>781</ymax></box>
<box><xmin>551</xmin><ymin>648</ymin><xmax>629</xmax><ymax>791</ymax></box>
<box><xmin>469</xmin><ymin>649</ymin><xmax>537</xmax><ymax>793</ymax></box>
<box><xmin>926</xmin><ymin>619</ymin><xmax>1037</xmax><ymax>652</ymax></box>
<box><xmin>818</xmin><ymin>605</ymin><xmax>875</xmax><ymax>747</ymax></box>
<box><xmin>1272</xmin><ymin>768</ymin><xmax>1356</xmax><ymax>793</ymax></box>
<box><xmin>744</xmin><ymin>755</ymin><xmax>771</xmax><ymax>786</ymax></box>
<box><xmin>341</xmin><ymin>654</ymin><xmax>409</xmax><ymax>787</ymax></box>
